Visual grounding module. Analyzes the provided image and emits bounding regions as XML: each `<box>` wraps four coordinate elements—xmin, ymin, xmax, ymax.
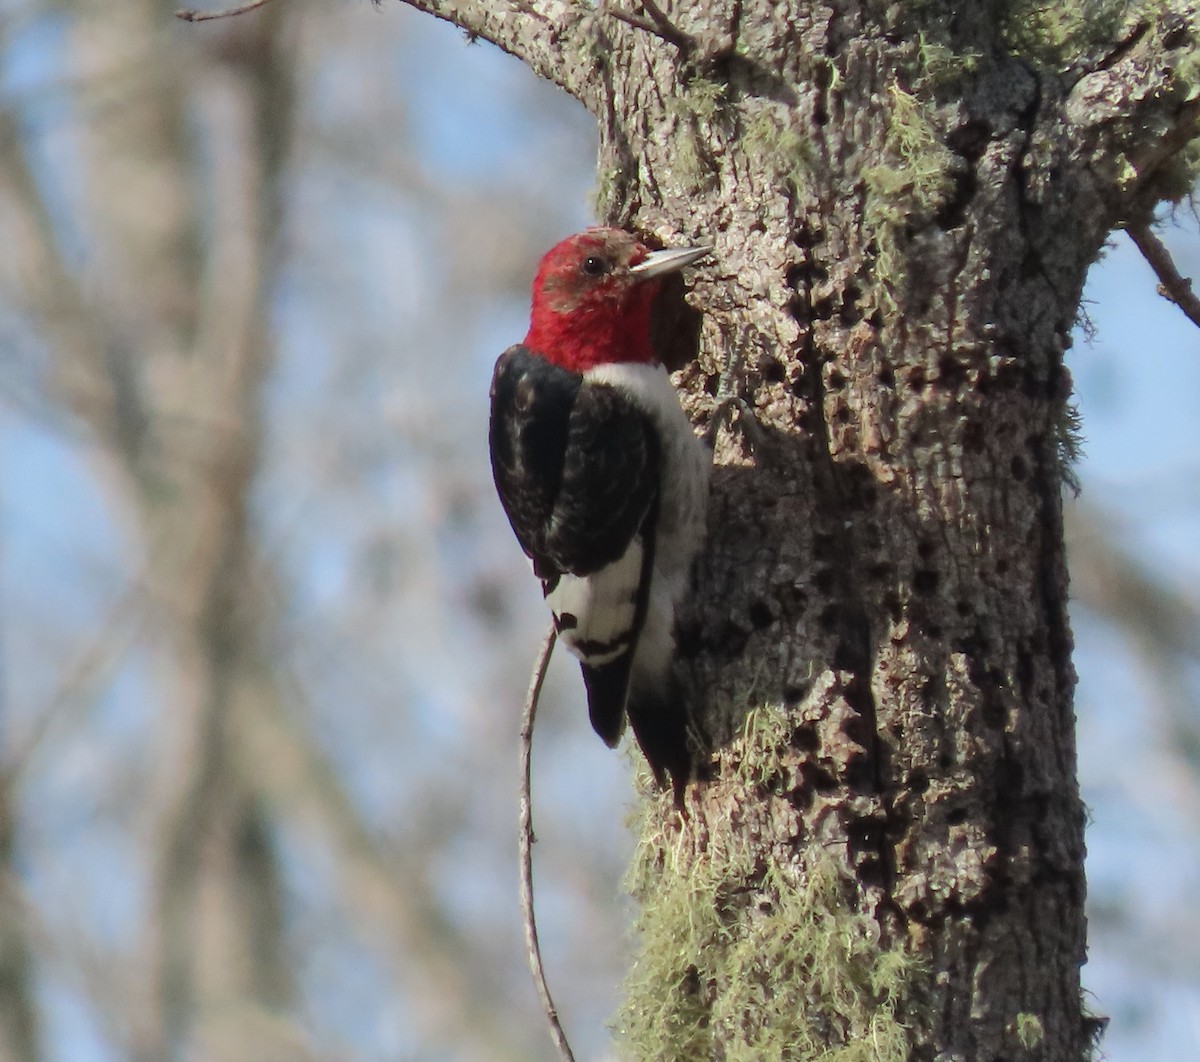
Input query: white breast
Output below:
<box><xmin>584</xmin><ymin>362</ymin><xmax>709</xmax><ymax>691</ymax></box>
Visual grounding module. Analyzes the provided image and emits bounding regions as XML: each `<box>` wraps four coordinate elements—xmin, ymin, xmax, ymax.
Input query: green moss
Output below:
<box><xmin>1154</xmin><ymin>138</ymin><xmax>1200</xmax><ymax>204</ymax></box>
<box><xmin>673</xmin><ymin>76</ymin><xmax>726</xmax><ymax>125</ymax></box>
<box><xmin>663</xmin><ymin>77</ymin><xmax>728</xmax><ymax>192</ymax></box>
<box><xmin>743</xmin><ymin>110</ymin><xmax>814</xmax><ymax>194</ymax></box>
<box><xmin>915</xmin><ymin>31</ymin><xmax>980</xmax><ymax>92</ymax></box>
<box><xmin>577</xmin><ymin>13</ymin><xmax>611</xmax><ymax>72</ymax></box>
<box><xmin>1181</xmin><ymin>41</ymin><xmax>1200</xmax><ymax>104</ymax></box>
<box><xmin>730</xmin><ymin>701</ymin><xmax>793</xmax><ymax>786</ymax></box>
<box><xmin>1146</xmin><ymin>36</ymin><xmax>1200</xmax><ymax>204</ymax></box>
<box><xmin>863</xmin><ymin>83</ymin><xmax>956</xmax><ymax>297</ymax></box>
<box><xmin>882</xmin><ymin>83</ymin><xmax>955</xmax><ymax>214</ymax></box>
<box><xmin>615</xmin><ymin>707</ymin><xmax>918</xmax><ymax>1062</ymax></box>
<box><xmin>814</xmin><ymin>54</ymin><xmax>842</xmax><ymax>93</ymax></box>
<box><xmin>591</xmin><ymin>165</ymin><xmax>624</xmax><ymax>218</ymax></box>
<box><xmin>674</xmin><ymin>132</ymin><xmax>715</xmax><ymax>192</ymax></box>
<box><xmin>1001</xmin><ymin>0</ymin><xmax>1126</xmax><ymax>71</ymax></box>
<box><xmin>1013</xmin><ymin>1012</ymin><xmax>1045</xmax><ymax>1050</ymax></box>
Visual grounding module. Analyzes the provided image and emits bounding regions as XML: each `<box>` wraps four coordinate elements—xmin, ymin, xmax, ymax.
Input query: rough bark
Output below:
<box><xmin>399</xmin><ymin>0</ymin><xmax>1199</xmax><ymax>1056</ymax></box>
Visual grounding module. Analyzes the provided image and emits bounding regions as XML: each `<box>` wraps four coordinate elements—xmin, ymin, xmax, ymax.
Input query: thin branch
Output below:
<box><xmin>602</xmin><ymin>0</ymin><xmax>694</xmax><ymax>52</ymax></box>
<box><xmin>1127</xmin><ymin>222</ymin><xmax>1200</xmax><ymax>330</ymax></box>
<box><xmin>236</xmin><ymin>637</ymin><xmax>536</xmax><ymax>1059</ymax></box>
<box><xmin>639</xmin><ymin>0</ymin><xmax>693</xmax><ymax>49</ymax></box>
<box><xmin>519</xmin><ymin>625</ymin><xmax>573</xmax><ymax>1062</ymax></box>
<box><xmin>1065</xmin><ymin>502</ymin><xmax>1200</xmax><ymax>662</ymax></box>
<box><xmin>604</xmin><ymin>5</ymin><xmax>663</xmax><ymax>38</ymax></box>
<box><xmin>176</xmin><ymin>0</ymin><xmax>279</xmax><ymax>21</ymax></box>
<box><xmin>0</xmin><ymin>579</ymin><xmax>146</xmax><ymax>794</ymax></box>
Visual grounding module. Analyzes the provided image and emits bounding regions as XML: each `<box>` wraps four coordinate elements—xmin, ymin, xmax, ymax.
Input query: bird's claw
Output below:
<box><xmin>706</xmin><ymin>394</ymin><xmax>765</xmax><ymax>454</ymax></box>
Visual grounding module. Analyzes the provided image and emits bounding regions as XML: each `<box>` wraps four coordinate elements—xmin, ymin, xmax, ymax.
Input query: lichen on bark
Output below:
<box><xmin>617</xmin><ymin>707</ymin><xmax>916</xmax><ymax>1062</ymax></box>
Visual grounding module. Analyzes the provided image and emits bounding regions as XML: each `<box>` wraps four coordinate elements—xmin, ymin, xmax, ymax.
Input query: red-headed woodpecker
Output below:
<box><xmin>489</xmin><ymin>228</ymin><xmax>710</xmax><ymax>794</ymax></box>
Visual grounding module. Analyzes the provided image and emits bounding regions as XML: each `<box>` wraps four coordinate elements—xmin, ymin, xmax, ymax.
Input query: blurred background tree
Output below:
<box><xmin>0</xmin><ymin>0</ymin><xmax>1195</xmax><ymax>1059</ymax></box>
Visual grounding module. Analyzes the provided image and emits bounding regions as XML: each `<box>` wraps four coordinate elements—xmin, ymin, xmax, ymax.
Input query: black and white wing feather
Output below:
<box><xmin>489</xmin><ymin>346</ymin><xmax>657</xmax><ymax>578</ymax></box>
<box><xmin>489</xmin><ymin>345</ymin><xmax>660</xmax><ymax>746</ymax></box>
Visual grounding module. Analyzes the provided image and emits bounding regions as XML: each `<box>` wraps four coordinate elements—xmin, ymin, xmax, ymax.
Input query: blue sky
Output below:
<box><xmin>1069</xmin><ymin>217</ymin><xmax>1200</xmax><ymax>1060</ymax></box>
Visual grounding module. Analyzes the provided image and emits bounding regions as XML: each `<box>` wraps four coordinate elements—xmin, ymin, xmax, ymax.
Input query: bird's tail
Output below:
<box><xmin>626</xmin><ymin>676</ymin><xmax>693</xmax><ymax>805</ymax></box>
<box><xmin>581</xmin><ymin>658</ymin><xmax>633</xmax><ymax>748</ymax></box>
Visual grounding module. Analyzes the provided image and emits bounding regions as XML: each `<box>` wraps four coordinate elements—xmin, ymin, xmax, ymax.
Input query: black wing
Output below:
<box><xmin>489</xmin><ymin>345</ymin><xmax>658</xmax><ymax>579</ymax></box>
<box><xmin>489</xmin><ymin>346</ymin><xmax>579</xmax><ymax>575</ymax></box>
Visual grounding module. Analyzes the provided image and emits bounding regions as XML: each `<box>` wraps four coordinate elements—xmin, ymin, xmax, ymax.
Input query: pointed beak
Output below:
<box><xmin>628</xmin><ymin>243</ymin><xmax>712</xmax><ymax>280</ymax></box>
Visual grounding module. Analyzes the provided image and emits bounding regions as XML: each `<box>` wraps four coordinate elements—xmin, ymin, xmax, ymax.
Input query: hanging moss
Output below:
<box><xmin>863</xmin><ymin>82</ymin><xmax>957</xmax><ymax>297</ymax></box>
<box><xmin>914</xmin><ymin>31</ymin><xmax>981</xmax><ymax>93</ymax></box>
<box><xmin>675</xmin><ymin>76</ymin><xmax>728</xmax><ymax>125</ymax></box>
<box><xmin>1055</xmin><ymin>400</ymin><xmax>1085</xmax><ymax>496</ymax></box>
<box><xmin>615</xmin><ymin>706</ymin><xmax>918</xmax><ymax>1062</ymax></box>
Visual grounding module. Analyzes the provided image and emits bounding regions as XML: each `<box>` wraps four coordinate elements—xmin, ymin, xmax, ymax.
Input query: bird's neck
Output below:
<box><xmin>525</xmin><ymin>292</ymin><xmax>658</xmax><ymax>374</ymax></box>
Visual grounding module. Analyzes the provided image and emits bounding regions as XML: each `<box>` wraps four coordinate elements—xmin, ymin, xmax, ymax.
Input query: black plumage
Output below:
<box><xmin>489</xmin><ymin>346</ymin><xmax>658</xmax><ymax>580</ymax></box>
<box><xmin>490</xmin><ymin>345</ymin><xmax>684</xmax><ymax>781</ymax></box>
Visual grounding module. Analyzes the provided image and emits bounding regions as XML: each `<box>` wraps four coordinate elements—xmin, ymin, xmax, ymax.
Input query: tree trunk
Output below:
<box><xmin>60</xmin><ymin>5</ymin><xmax>298</xmax><ymax>1055</ymax></box>
<box><xmin>400</xmin><ymin>0</ymin><xmax>1198</xmax><ymax>1055</ymax></box>
<box><xmin>612</xmin><ymin>27</ymin><xmax>1087</xmax><ymax>1062</ymax></box>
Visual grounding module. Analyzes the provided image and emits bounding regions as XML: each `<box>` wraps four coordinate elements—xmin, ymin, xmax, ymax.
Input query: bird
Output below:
<box><xmin>488</xmin><ymin>227</ymin><xmax>710</xmax><ymax>797</ymax></box>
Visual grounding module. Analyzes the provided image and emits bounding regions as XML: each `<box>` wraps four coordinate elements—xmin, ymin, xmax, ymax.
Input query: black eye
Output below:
<box><xmin>581</xmin><ymin>255</ymin><xmax>609</xmax><ymax>277</ymax></box>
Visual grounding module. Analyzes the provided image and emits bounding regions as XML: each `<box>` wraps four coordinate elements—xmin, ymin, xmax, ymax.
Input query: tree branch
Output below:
<box><xmin>518</xmin><ymin>625</ymin><xmax>573</xmax><ymax>1062</ymax></box>
<box><xmin>235</xmin><ymin>648</ymin><xmax>536</xmax><ymax>1057</ymax></box>
<box><xmin>1066</xmin><ymin>4</ymin><xmax>1200</xmax><ymax>214</ymax></box>
<box><xmin>1066</xmin><ymin>503</ymin><xmax>1200</xmax><ymax>662</ymax></box>
<box><xmin>392</xmin><ymin>0</ymin><xmax>597</xmax><ymax>108</ymax></box>
<box><xmin>176</xmin><ymin>0</ymin><xmax>280</xmax><ymax>22</ymax></box>
<box><xmin>1127</xmin><ymin>221</ymin><xmax>1200</xmax><ymax>330</ymax></box>
<box><xmin>1130</xmin><ymin>96</ymin><xmax>1200</xmax><ymax>189</ymax></box>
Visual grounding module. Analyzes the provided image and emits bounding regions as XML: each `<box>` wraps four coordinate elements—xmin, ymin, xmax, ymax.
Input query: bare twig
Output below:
<box><xmin>640</xmin><ymin>0</ymin><xmax>690</xmax><ymax>46</ymax></box>
<box><xmin>602</xmin><ymin>0</ymin><xmax>694</xmax><ymax>52</ymax></box>
<box><xmin>519</xmin><ymin>625</ymin><xmax>574</xmax><ymax>1062</ymax></box>
<box><xmin>0</xmin><ymin>578</ymin><xmax>146</xmax><ymax>793</ymax></box>
<box><xmin>604</xmin><ymin>5</ymin><xmax>663</xmax><ymax>38</ymax></box>
<box><xmin>1127</xmin><ymin>222</ymin><xmax>1200</xmax><ymax>330</ymax></box>
<box><xmin>176</xmin><ymin>0</ymin><xmax>279</xmax><ymax>22</ymax></box>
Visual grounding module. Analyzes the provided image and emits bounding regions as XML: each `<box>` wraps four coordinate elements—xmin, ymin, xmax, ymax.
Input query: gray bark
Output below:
<box><xmin>399</xmin><ymin>0</ymin><xmax>1199</xmax><ymax>1056</ymax></box>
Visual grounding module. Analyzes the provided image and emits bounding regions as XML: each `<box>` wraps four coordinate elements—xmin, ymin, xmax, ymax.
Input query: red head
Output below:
<box><xmin>524</xmin><ymin>227</ymin><xmax>709</xmax><ymax>373</ymax></box>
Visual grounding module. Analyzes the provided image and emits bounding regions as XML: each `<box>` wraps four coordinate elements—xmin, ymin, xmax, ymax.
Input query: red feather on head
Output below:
<box><xmin>524</xmin><ymin>228</ymin><xmax>663</xmax><ymax>373</ymax></box>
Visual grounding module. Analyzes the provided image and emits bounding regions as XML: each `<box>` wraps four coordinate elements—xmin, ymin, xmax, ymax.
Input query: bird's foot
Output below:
<box><xmin>706</xmin><ymin>394</ymin><xmax>765</xmax><ymax>454</ymax></box>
